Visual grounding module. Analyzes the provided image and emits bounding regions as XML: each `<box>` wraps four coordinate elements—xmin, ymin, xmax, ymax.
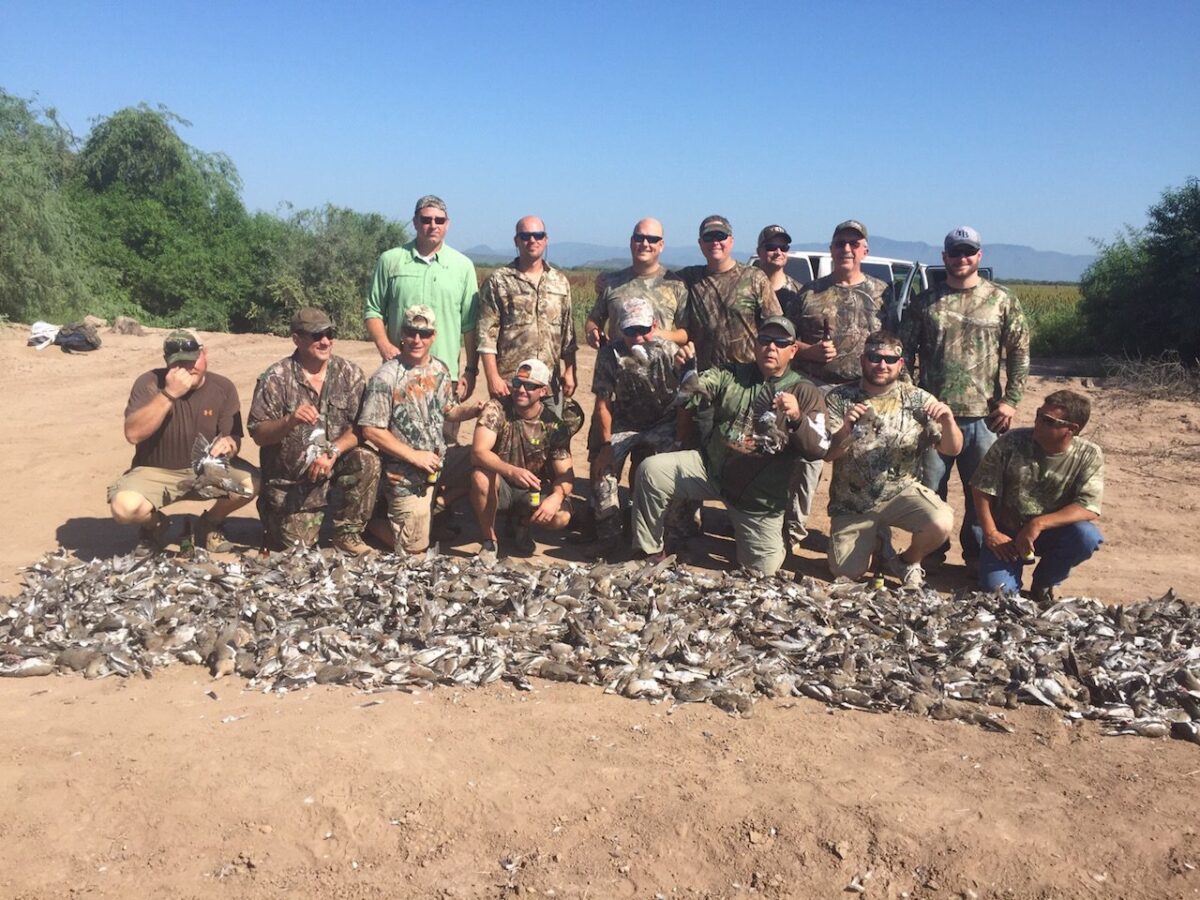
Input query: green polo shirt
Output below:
<box><xmin>364</xmin><ymin>241</ymin><xmax>480</xmax><ymax>380</ymax></box>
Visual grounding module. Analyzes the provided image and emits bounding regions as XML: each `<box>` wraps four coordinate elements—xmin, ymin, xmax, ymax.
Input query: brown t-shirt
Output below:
<box><xmin>125</xmin><ymin>370</ymin><xmax>244</xmax><ymax>470</ymax></box>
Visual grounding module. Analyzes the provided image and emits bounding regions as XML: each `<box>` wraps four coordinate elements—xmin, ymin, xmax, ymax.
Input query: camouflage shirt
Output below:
<box><xmin>592</xmin><ymin>337</ymin><xmax>681</xmax><ymax>433</ymax></box>
<box><xmin>825</xmin><ymin>381</ymin><xmax>944</xmax><ymax>516</ymax></box>
<box><xmin>785</xmin><ymin>273</ymin><xmax>894</xmax><ymax>385</ymax></box>
<box><xmin>358</xmin><ymin>356</ymin><xmax>454</xmax><ymax>497</ymax></box>
<box><xmin>477</xmin><ymin>261</ymin><xmax>578</xmax><ymax>382</ymax></box>
<box><xmin>248</xmin><ymin>354</ymin><xmax>367</xmax><ymax>505</ymax></box>
<box><xmin>476</xmin><ymin>398</ymin><xmax>572</xmax><ymax>481</ymax></box>
<box><xmin>754</xmin><ymin>265</ymin><xmax>805</xmax><ymax>320</ymax></box>
<box><xmin>970</xmin><ymin>429</ymin><xmax>1104</xmax><ymax>535</ymax></box>
<box><xmin>589</xmin><ymin>266</ymin><xmax>688</xmax><ymax>340</ymax></box>
<box><xmin>674</xmin><ymin>263</ymin><xmax>781</xmax><ymax>371</ymax></box>
<box><xmin>901</xmin><ymin>279</ymin><xmax>1030</xmax><ymax>417</ymax></box>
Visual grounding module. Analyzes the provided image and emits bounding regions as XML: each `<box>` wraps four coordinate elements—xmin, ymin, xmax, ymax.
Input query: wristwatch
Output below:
<box><xmin>463</xmin><ymin>365</ymin><xmax>479</xmax><ymax>376</ymax></box>
<box><xmin>328</xmin><ymin>446</ymin><xmax>341</xmax><ymax>459</ymax></box>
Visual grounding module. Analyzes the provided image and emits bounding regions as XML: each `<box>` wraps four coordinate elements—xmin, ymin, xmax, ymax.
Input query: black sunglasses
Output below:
<box><xmin>755</xmin><ymin>334</ymin><xmax>795</xmax><ymax>348</ymax></box>
<box><xmin>418</xmin><ymin>215</ymin><xmax>447</xmax><ymax>225</ymax></box>
<box><xmin>516</xmin><ymin>231</ymin><xmax>547</xmax><ymax>241</ymax></box>
<box><xmin>701</xmin><ymin>231</ymin><xmax>730</xmax><ymax>243</ymax></box>
<box><xmin>947</xmin><ymin>245</ymin><xmax>979</xmax><ymax>258</ymax></box>
<box><xmin>304</xmin><ymin>328</ymin><xmax>336</xmax><ymax>341</ymax></box>
<box><xmin>832</xmin><ymin>238</ymin><xmax>864</xmax><ymax>249</ymax></box>
<box><xmin>632</xmin><ymin>233</ymin><xmax>663</xmax><ymax>245</ymax></box>
<box><xmin>621</xmin><ymin>324</ymin><xmax>652</xmax><ymax>337</ymax></box>
<box><xmin>402</xmin><ymin>326</ymin><xmax>435</xmax><ymax>339</ymax></box>
<box><xmin>511</xmin><ymin>378</ymin><xmax>544</xmax><ymax>391</ymax></box>
<box><xmin>164</xmin><ymin>338</ymin><xmax>202</xmax><ymax>355</ymax></box>
<box><xmin>1036</xmin><ymin>411</ymin><xmax>1075</xmax><ymax>429</ymax></box>
<box><xmin>762</xmin><ymin>243</ymin><xmax>790</xmax><ymax>253</ymax></box>
<box><xmin>865</xmin><ymin>351</ymin><xmax>902</xmax><ymax>365</ymax></box>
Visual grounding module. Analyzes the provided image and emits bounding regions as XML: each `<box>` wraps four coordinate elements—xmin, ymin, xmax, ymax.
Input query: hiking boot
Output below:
<box><xmin>195</xmin><ymin>515</ymin><xmax>234</xmax><ymax>553</ymax></box>
<box><xmin>512</xmin><ymin>524</ymin><xmax>536</xmax><ymax>556</ymax></box>
<box><xmin>331</xmin><ymin>533</ymin><xmax>372</xmax><ymax>556</ymax></box>
<box><xmin>1029</xmin><ymin>584</ymin><xmax>1057</xmax><ymax>607</ymax></box>
<box><xmin>479</xmin><ymin>539</ymin><xmax>499</xmax><ymax>566</ymax></box>
<box><xmin>887</xmin><ymin>555</ymin><xmax>926</xmax><ymax>589</ymax></box>
<box><xmin>135</xmin><ymin>511</ymin><xmax>170</xmax><ymax>555</ymax></box>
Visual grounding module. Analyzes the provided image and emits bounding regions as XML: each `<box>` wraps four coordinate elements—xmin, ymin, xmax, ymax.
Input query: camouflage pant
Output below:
<box><xmin>261</xmin><ymin>446</ymin><xmax>382</xmax><ymax>549</ymax></box>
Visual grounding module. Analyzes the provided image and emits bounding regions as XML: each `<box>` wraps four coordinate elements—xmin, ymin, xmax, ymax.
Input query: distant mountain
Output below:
<box><xmin>464</xmin><ymin>238</ymin><xmax>1094</xmax><ymax>281</ymax></box>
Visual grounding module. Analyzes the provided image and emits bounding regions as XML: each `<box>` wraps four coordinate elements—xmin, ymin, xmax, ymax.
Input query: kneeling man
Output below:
<box><xmin>971</xmin><ymin>389</ymin><xmax>1103</xmax><ymax>602</ymax></box>
<box><xmin>825</xmin><ymin>331</ymin><xmax>962</xmax><ymax>587</ymax></box>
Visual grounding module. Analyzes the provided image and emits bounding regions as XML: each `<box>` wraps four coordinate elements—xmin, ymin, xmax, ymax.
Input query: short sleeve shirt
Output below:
<box><xmin>674</xmin><ymin>263</ymin><xmax>781</xmax><ymax>371</ymax></box>
<box><xmin>785</xmin><ymin>273</ymin><xmax>894</xmax><ymax>385</ymax></box>
<box><xmin>126</xmin><ymin>370</ymin><xmax>243</xmax><ymax>470</ymax></box>
<box><xmin>476</xmin><ymin>261</ymin><xmax>578</xmax><ymax>382</ymax></box>
<box><xmin>591</xmin><ymin>337</ymin><xmax>680</xmax><ymax>433</ymax></box>
<box><xmin>589</xmin><ymin>267</ymin><xmax>688</xmax><ymax>340</ymax></box>
<box><xmin>476</xmin><ymin>398</ymin><xmax>572</xmax><ymax>480</ymax></box>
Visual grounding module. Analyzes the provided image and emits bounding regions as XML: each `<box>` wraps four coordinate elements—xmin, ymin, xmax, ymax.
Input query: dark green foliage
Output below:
<box><xmin>1081</xmin><ymin>178</ymin><xmax>1200</xmax><ymax>361</ymax></box>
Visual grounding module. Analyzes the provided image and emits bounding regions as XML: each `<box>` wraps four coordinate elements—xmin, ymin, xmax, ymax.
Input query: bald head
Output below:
<box><xmin>514</xmin><ymin>215</ymin><xmax>548</xmax><ymax>268</ymax></box>
<box><xmin>630</xmin><ymin>217</ymin><xmax>665</xmax><ymax>271</ymax></box>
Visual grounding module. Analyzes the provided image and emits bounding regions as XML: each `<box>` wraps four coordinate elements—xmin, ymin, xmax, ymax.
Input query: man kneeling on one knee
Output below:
<box><xmin>825</xmin><ymin>330</ymin><xmax>962</xmax><ymax>588</ymax></box>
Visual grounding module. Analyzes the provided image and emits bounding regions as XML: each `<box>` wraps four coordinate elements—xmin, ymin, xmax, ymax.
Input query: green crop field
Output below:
<box><xmin>1002</xmin><ymin>281</ymin><xmax>1087</xmax><ymax>356</ymax></box>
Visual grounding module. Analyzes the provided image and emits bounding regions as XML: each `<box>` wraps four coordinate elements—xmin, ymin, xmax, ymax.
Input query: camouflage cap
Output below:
<box><xmin>758</xmin><ymin>316</ymin><xmax>797</xmax><ymax>338</ymax></box>
<box><xmin>699</xmin><ymin>214</ymin><xmax>733</xmax><ymax>237</ymax></box>
<box><xmin>163</xmin><ymin>329</ymin><xmax>202</xmax><ymax>365</ymax></box>
<box><xmin>833</xmin><ymin>220</ymin><xmax>868</xmax><ymax>240</ymax></box>
<box><xmin>516</xmin><ymin>358</ymin><xmax>552</xmax><ymax>387</ymax></box>
<box><xmin>403</xmin><ymin>304</ymin><xmax>437</xmax><ymax>329</ymax></box>
<box><xmin>757</xmin><ymin>224</ymin><xmax>792</xmax><ymax>246</ymax></box>
<box><xmin>944</xmin><ymin>225</ymin><xmax>982</xmax><ymax>252</ymax></box>
<box><xmin>618</xmin><ymin>297</ymin><xmax>655</xmax><ymax>330</ymax></box>
<box><xmin>413</xmin><ymin>195</ymin><xmax>447</xmax><ymax>215</ymax></box>
<box><xmin>290</xmin><ymin>307</ymin><xmax>333</xmax><ymax>334</ymax></box>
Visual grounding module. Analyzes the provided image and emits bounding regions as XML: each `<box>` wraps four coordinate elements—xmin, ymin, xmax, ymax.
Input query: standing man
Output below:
<box><xmin>364</xmin><ymin>194</ymin><xmax>480</xmax><ymax>431</ymax></box>
<box><xmin>358</xmin><ymin>306</ymin><xmax>484</xmax><ymax>555</ymax></box>
<box><xmin>783</xmin><ymin>219</ymin><xmax>895</xmax><ymax>552</ymax></box>
<box><xmin>584</xmin><ymin>217</ymin><xmax>688</xmax><ymax>348</ymax></box>
<box><xmin>469</xmin><ymin>359</ymin><xmax>575</xmax><ymax>563</ymax></box>
<box><xmin>753</xmin><ymin>224</ymin><xmax>805</xmax><ymax>314</ymax></box>
<box><xmin>108</xmin><ymin>330</ymin><xmax>257</xmax><ymax>552</ymax></box>
<box><xmin>903</xmin><ymin>226</ymin><xmax>1031</xmax><ymax>568</ymax></box>
<box><xmin>477</xmin><ymin>216</ymin><xmax>578</xmax><ymax>404</ymax></box>
<box><xmin>824</xmin><ymin>331</ymin><xmax>962</xmax><ymax>588</ymax></box>
<box><xmin>248</xmin><ymin>307</ymin><xmax>381</xmax><ymax>555</ymax></box>
<box><xmin>674</xmin><ymin>215</ymin><xmax>782</xmax><ymax>372</ymax></box>
<box><xmin>971</xmin><ymin>390</ymin><xmax>1103</xmax><ymax>603</ymax></box>
<box><xmin>632</xmin><ymin>318</ymin><xmax>829</xmax><ymax>576</ymax></box>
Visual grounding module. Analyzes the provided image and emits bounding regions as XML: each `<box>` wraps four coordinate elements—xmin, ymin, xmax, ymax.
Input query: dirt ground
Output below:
<box><xmin>2</xmin><ymin>323</ymin><xmax>1199</xmax><ymax>899</ymax></box>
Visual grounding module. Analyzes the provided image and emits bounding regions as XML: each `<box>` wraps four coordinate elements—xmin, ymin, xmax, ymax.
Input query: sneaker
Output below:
<box><xmin>512</xmin><ymin>525</ymin><xmax>536</xmax><ymax>555</ymax></box>
<box><xmin>887</xmin><ymin>555</ymin><xmax>926</xmax><ymax>589</ymax></box>
<box><xmin>195</xmin><ymin>515</ymin><xmax>234</xmax><ymax>553</ymax></box>
<box><xmin>331</xmin><ymin>533</ymin><xmax>372</xmax><ymax>556</ymax></box>
<box><xmin>479</xmin><ymin>539</ymin><xmax>498</xmax><ymax>566</ymax></box>
<box><xmin>135</xmin><ymin>511</ymin><xmax>170</xmax><ymax>554</ymax></box>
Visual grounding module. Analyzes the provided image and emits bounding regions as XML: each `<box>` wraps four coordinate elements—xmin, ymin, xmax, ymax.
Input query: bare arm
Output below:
<box><xmin>124</xmin><ymin>366</ymin><xmax>196</xmax><ymax>445</ymax></box>
<box><xmin>365</xmin><ymin>318</ymin><xmax>401</xmax><ymax>362</ymax></box>
<box><xmin>362</xmin><ymin>425</ymin><xmax>439</xmax><ymax>473</ymax></box>
<box><xmin>470</xmin><ymin>423</ymin><xmax>540</xmax><ymax>489</ymax></box>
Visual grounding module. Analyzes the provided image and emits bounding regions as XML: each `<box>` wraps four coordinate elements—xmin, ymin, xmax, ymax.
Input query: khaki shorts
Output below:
<box><xmin>106</xmin><ymin>460</ymin><xmax>258</xmax><ymax>509</ymax></box>
<box><xmin>829</xmin><ymin>482</ymin><xmax>953</xmax><ymax>578</ymax></box>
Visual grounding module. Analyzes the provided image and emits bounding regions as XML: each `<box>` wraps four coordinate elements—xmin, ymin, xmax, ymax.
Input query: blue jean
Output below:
<box><xmin>922</xmin><ymin>416</ymin><xmax>996</xmax><ymax>559</ymax></box>
<box><xmin>978</xmin><ymin>520</ymin><xmax>1104</xmax><ymax>593</ymax></box>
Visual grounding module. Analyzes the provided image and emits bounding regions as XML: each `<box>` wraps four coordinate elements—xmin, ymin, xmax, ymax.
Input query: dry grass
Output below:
<box><xmin>1104</xmin><ymin>351</ymin><xmax>1200</xmax><ymax>400</ymax></box>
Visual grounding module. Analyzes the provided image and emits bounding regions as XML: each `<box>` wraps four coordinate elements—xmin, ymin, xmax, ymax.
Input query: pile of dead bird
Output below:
<box><xmin>2</xmin><ymin>549</ymin><xmax>1198</xmax><ymax>744</ymax></box>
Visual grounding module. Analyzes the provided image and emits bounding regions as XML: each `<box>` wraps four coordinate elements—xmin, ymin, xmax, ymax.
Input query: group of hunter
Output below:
<box><xmin>107</xmin><ymin>196</ymin><xmax>1105</xmax><ymax>601</ymax></box>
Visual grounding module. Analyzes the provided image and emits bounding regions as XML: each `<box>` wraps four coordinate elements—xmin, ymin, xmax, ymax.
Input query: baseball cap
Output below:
<box><xmin>618</xmin><ymin>297</ymin><xmax>655</xmax><ymax>330</ymax></box>
<box><xmin>413</xmin><ymin>194</ymin><xmax>447</xmax><ymax>215</ymax></box>
<box><xmin>757</xmin><ymin>225</ymin><xmax>792</xmax><ymax>246</ymax></box>
<box><xmin>758</xmin><ymin>316</ymin><xmax>797</xmax><ymax>338</ymax></box>
<box><xmin>516</xmin><ymin>358</ymin><xmax>552</xmax><ymax>387</ymax></box>
<box><xmin>699</xmin><ymin>214</ymin><xmax>733</xmax><ymax>237</ymax></box>
<box><xmin>944</xmin><ymin>225</ymin><xmax>982</xmax><ymax>252</ymax></box>
<box><xmin>290</xmin><ymin>307</ymin><xmax>333</xmax><ymax>334</ymax></box>
<box><xmin>403</xmin><ymin>305</ymin><xmax>437</xmax><ymax>329</ymax></box>
<box><xmin>163</xmin><ymin>329</ymin><xmax>202</xmax><ymax>365</ymax></box>
<box><xmin>832</xmin><ymin>220</ymin><xmax>868</xmax><ymax>240</ymax></box>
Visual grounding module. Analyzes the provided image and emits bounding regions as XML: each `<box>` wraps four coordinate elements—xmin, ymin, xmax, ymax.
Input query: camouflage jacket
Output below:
<box><xmin>358</xmin><ymin>356</ymin><xmax>454</xmax><ymax>497</ymax></box>
<box><xmin>476</xmin><ymin>397</ymin><xmax>572</xmax><ymax>483</ymax></box>
<box><xmin>825</xmin><ymin>381</ymin><xmax>943</xmax><ymax>516</ymax></box>
<box><xmin>970</xmin><ymin>429</ymin><xmax>1104</xmax><ymax>535</ymax></box>
<box><xmin>901</xmin><ymin>279</ymin><xmax>1030</xmax><ymax>417</ymax></box>
<box><xmin>248</xmin><ymin>354</ymin><xmax>367</xmax><ymax>503</ymax></box>
<box><xmin>592</xmin><ymin>337</ymin><xmax>681</xmax><ymax>433</ymax></box>
<box><xmin>674</xmin><ymin>263</ymin><xmax>781</xmax><ymax>371</ymax></box>
<box><xmin>784</xmin><ymin>273</ymin><xmax>894</xmax><ymax>385</ymax></box>
<box><xmin>589</xmin><ymin>266</ymin><xmax>688</xmax><ymax>340</ymax></box>
<box><xmin>477</xmin><ymin>261</ymin><xmax>578</xmax><ymax>382</ymax></box>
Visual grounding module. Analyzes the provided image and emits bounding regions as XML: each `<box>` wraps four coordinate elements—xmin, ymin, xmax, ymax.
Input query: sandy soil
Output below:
<box><xmin>2</xmin><ymin>323</ymin><xmax>1199</xmax><ymax>899</ymax></box>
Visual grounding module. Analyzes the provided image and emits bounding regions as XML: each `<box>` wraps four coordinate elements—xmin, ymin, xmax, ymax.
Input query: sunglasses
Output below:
<box><xmin>402</xmin><ymin>326</ymin><xmax>435</xmax><ymax>339</ymax></box>
<box><xmin>762</xmin><ymin>243</ymin><xmax>790</xmax><ymax>253</ymax></box>
<box><xmin>621</xmin><ymin>324</ymin><xmax>652</xmax><ymax>337</ymax></box>
<box><xmin>701</xmin><ymin>231</ymin><xmax>730</xmax><ymax>243</ymax></box>
<box><xmin>865</xmin><ymin>351</ymin><xmax>902</xmax><ymax>365</ymax></box>
<box><xmin>164</xmin><ymin>338</ymin><xmax>202</xmax><ymax>355</ymax></box>
<box><xmin>832</xmin><ymin>239</ymin><xmax>864</xmax><ymax>249</ymax></box>
<box><xmin>632</xmin><ymin>233</ymin><xmax>663</xmax><ymax>245</ymax></box>
<box><xmin>516</xmin><ymin>231</ymin><xmax>547</xmax><ymax>242</ymax></box>
<box><xmin>418</xmin><ymin>215</ymin><xmax>447</xmax><ymax>225</ymax></box>
<box><xmin>755</xmin><ymin>335</ymin><xmax>795</xmax><ymax>348</ymax></box>
<box><xmin>1036</xmin><ymin>411</ymin><xmax>1075</xmax><ymax>429</ymax></box>
<box><xmin>947</xmin><ymin>245</ymin><xmax>979</xmax><ymax>258</ymax></box>
<box><xmin>304</xmin><ymin>328</ymin><xmax>336</xmax><ymax>341</ymax></box>
<box><xmin>511</xmin><ymin>378</ymin><xmax>545</xmax><ymax>392</ymax></box>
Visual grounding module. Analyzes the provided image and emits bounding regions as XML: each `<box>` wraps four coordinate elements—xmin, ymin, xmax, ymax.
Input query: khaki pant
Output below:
<box><xmin>386</xmin><ymin>488</ymin><xmax>433</xmax><ymax>554</ymax></box>
<box><xmin>828</xmin><ymin>482</ymin><xmax>953</xmax><ymax>579</ymax></box>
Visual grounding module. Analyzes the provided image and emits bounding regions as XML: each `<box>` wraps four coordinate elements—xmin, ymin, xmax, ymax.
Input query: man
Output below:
<box><xmin>824</xmin><ymin>331</ymin><xmax>962</xmax><ymax>588</ymax></box>
<box><xmin>358</xmin><ymin>306</ymin><xmax>484</xmax><ymax>555</ymax></box>
<box><xmin>470</xmin><ymin>358</ymin><xmax>575</xmax><ymax>563</ymax></box>
<box><xmin>363</xmin><ymin>194</ymin><xmax>481</xmax><ymax>431</ymax></box>
<box><xmin>674</xmin><ymin>215</ymin><xmax>782</xmax><ymax>372</ymax></box>
<box><xmin>108</xmin><ymin>330</ymin><xmax>257</xmax><ymax>552</ymax></box>
<box><xmin>783</xmin><ymin>219</ymin><xmax>895</xmax><ymax>552</ymax></box>
<box><xmin>971</xmin><ymin>390</ymin><xmax>1103</xmax><ymax>603</ymax></box>
<box><xmin>903</xmin><ymin>225</ymin><xmax>1031</xmax><ymax>567</ymax></box>
<box><xmin>589</xmin><ymin>297</ymin><xmax>681</xmax><ymax>549</ymax></box>
<box><xmin>752</xmin><ymin>224</ymin><xmax>804</xmax><ymax>313</ymax></box>
<box><xmin>632</xmin><ymin>317</ymin><xmax>828</xmax><ymax>576</ymax></box>
<box><xmin>248</xmin><ymin>307</ymin><xmax>381</xmax><ymax>554</ymax></box>
<box><xmin>584</xmin><ymin>218</ymin><xmax>688</xmax><ymax>348</ymax></box>
<box><xmin>477</xmin><ymin>216</ymin><xmax>578</xmax><ymax>404</ymax></box>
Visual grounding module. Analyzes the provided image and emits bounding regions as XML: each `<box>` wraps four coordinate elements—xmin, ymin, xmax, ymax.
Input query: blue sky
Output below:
<box><xmin>4</xmin><ymin>1</ymin><xmax>1197</xmax><ymax>256</ymax></box>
